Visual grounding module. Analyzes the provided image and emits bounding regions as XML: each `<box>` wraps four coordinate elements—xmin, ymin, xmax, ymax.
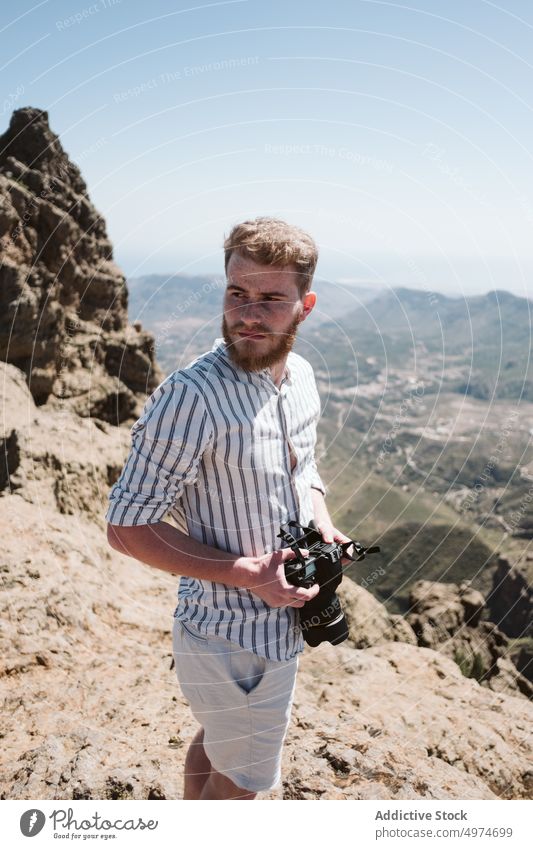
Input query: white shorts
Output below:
<box><xmin>172</xmin><ymin>617</ymin><xmax>299</xmax><ymax>793</ymax></box>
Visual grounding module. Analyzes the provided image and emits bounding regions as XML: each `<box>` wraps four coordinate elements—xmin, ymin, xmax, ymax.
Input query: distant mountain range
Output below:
<box><xmin>126</xmin><ymin>273</ymin><xmax>533</xmax><ymax>613</ymax></box>
<box><xmin>303</xmin><ymin>286</ymin><xmax>533</xmax><ymax>401</ymax></box>
<box><xmin>128</xmin><ymin>275</ymin><xmax>533</xmax><ymax>403</ymax></box>
<box><xmin>127</xmin><ymin>273</ymin><xmax>382</xmax><ymax>372</ymax></box>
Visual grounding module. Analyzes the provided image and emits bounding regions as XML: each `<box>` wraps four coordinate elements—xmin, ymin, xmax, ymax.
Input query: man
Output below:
<box><xmin>106</xmin><ymin>217</ymin><xmax>350</xmax><ymax>800</ymax></box>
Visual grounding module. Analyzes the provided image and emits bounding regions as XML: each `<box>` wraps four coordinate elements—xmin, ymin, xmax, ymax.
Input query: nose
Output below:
<box><xmin>239</xmin><ymin>301</ymin><xmax>263</xmax><ymax>325</ymax></box>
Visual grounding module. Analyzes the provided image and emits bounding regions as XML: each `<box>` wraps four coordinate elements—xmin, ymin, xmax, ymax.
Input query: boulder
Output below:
<box><xmin>0</xmin><ymin>361</ymin><xmax>126</xmax><ymax>524</ymax></box>
<box><xmin>338</xmin><ymin>576</ymin><xmax>418</xmax><ymax>648</ymax></box>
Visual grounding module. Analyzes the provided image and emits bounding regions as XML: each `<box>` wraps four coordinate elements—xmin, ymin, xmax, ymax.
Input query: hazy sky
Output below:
<box><xmin>2</xmin><ymin>0</ymin><xmax>533</xmax><ymax>296</ymax></box>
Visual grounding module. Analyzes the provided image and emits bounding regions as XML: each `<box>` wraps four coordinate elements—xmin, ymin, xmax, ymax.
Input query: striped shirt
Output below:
<box><xmin>105</xmin><ymin>338</ymin><xmax>326</xmax><ymax>661</ymax></box>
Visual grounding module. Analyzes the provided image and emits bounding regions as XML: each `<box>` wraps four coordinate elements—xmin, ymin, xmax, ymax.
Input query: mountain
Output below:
<box><xmin>295</xmin><ymin>286</ymin><xmax>533</xmax><ymax>556</ymax></box>
<box><xmin>0</xmin><ymin>107</ymin><xmax>162</xmax><ymax>423</ymax></box>
<box><xmin>127</xmin><ymin>273</ymin><xmax>382</xmax><ymax>373</ymax></box>
<box><xmin>304</xmin><ymin>286</ymin><xmax>533</xmax><ymax>400</ymax></box>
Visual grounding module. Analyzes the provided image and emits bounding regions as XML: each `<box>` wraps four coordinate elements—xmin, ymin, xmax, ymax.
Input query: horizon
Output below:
<box><xmin>125</xmin><ymin>267</ymin><xmax>532</xmax><ymax>302</ymax></box>
<box><xmin>2</xmin><ymin>0</ymin><xmax>533</xmax><ymax>298</ymax></box>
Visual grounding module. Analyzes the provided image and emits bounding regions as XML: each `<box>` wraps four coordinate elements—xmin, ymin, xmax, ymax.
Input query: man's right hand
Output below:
<box><xmin>240</xmin><ymin>548</ymin><xmax>320</xmax><ymax>608</ymax></box>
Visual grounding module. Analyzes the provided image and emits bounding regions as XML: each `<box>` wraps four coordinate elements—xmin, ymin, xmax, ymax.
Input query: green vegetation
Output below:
<box><xmin>344</xmin><ymin>522</ymin><xmax>497</xmax><ymax>615</ymax></box>
<box><xmin>453</xmin><ymin>648</ymin><xmax>486</xmax><ymax>682</ymax></box>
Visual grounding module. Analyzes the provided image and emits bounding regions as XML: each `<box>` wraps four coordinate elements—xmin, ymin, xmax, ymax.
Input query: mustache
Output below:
<box><xmin>233</xmin><ymin>325</ymin><xmax>271</xmax><ymax>334</ymax></box>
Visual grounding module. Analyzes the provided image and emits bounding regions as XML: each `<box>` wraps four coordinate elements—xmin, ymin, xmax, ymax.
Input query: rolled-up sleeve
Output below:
<box><xmin>309</xmin><ymin>455</ymin><xmax>327</xmax><ymax>496</ymax></box>
<box><xmin>105</xmin><ymin>377</ymin><xmax>212</xmax><ymax>526</ymax></box>
<box><xmin>307</xmin><ymin>366</ymin><xmax>326</xmax><ymax>496</ymax></box>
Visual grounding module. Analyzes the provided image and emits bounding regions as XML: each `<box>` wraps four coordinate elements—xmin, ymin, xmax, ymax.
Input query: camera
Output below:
<box><xmin>279</xmin><ymin>520</ymin><xmax>380</xmax><ymax>647</ymax></box>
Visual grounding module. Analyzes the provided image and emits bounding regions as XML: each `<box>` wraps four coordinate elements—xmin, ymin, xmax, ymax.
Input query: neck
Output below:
<box><xmin>269</xmin><ymin>356</ymin><xmax>288</xmax><ymax>388</ymax></box>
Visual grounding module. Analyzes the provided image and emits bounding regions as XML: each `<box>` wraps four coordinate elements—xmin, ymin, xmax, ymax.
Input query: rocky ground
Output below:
<box><xmin>1</xmin><ymin>363</ymin><xmax>532</xmax><ymax>800</ymax></box>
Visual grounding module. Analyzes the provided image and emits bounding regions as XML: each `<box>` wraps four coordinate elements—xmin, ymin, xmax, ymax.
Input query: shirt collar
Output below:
<box><xmin>212</xmin><ymin>338</ymin><xmax>293</xmax><ymax>388</ymax></box>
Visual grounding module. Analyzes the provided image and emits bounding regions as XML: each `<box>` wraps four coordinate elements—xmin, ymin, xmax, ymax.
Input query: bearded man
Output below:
<box><xmin>106</xmin><ymin>217</ymin><xmax>350</xmax><ymax>799</ymax></box>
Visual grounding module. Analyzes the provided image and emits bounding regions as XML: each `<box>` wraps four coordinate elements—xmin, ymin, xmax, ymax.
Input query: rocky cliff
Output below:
<box><xmin>0</xmin><ymin>107</ymin><xmax>162</xmax><ymax>424</ymax></box>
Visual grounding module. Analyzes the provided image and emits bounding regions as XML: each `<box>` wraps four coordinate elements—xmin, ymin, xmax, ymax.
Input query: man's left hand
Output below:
<box><xmin>314</xmin><ymin>522</ymin><xmax>349</xmax><ymax>545</ymax></box>
<box><xmin>310</xmin><ymin>488</ymin><xmax>354</xmax><ymax>562</ymax></box>
<box><xmin>314</xmin><ymin>523</ymin><xmax>354</xmax><ymax>562</ymax></box>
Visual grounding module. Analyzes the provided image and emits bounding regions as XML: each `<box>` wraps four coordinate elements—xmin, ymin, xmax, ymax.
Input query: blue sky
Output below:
<box><xmin>2</xmin><ymin>0</ymin><xmax>533</xmax><ymax>296</ymax></box>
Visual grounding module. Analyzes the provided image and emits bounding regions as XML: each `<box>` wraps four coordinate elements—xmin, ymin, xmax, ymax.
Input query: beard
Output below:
<box><xmin>222</xmin><ymin>313</ymin><xmax>301</xmax><ymax>372</ymax></box>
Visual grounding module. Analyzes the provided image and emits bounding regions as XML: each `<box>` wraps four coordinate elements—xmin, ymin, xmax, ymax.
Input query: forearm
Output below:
<box><xmin>311</xmin><ymin>487</ymin><xmax>332</xmax><ymax>527</ymax></box>
<box><xmin>310</xmin><ymin>488</ymin><xmax>352</xmax><ymax>550</ymax></box>
<box><xmin>107</xmin><ymin>521</ymin><xmax>253</xmax><ymax>587</ymax></box>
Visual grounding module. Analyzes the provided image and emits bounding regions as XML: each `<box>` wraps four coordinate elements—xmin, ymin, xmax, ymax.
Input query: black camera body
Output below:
<box><xmin>279</xmin><ymin>520</ymin><xmax>380</xmax><ymax>647</ymax></box>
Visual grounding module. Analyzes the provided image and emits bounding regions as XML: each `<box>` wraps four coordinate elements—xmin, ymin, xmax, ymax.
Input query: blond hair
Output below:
<box><xmin>224</xmin><ymin>217</ymin><xmax>318</xmax><ymax>296</ymax></box>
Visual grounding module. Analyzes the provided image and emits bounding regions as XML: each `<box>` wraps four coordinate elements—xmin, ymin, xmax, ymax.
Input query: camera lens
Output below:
<box><xmin>301</xmin><ymin>610</ymin><xmax>349</xmax><ymax>647</ymax></box>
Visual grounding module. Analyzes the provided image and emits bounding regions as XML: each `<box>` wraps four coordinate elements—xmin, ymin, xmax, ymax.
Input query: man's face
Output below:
<box><xmin>222</xmin><ymin>252</ymin><xmax>315</xmax><ymax>371</ymax></box>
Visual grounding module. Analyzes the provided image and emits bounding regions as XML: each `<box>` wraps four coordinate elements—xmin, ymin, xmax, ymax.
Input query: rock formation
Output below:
<box><xmin>488</xmin><ymin>555</ymin><xmax>533</xmax><ymax>639</ymax></box>
<box><xmin>513</xmin><ymin>645</ymin><xmax>533</xmax><ymax>683</ymax></box>
<box><xmin>0</xmin><ymin>107</ymin><xmax>162</xmax><ymax>424</ymax></box>
<box><xmin>406</xmin><ymin>580</ymin><xmax>532</xmax><ymax>700</ymax></box>
<box><xmin>337</xmin><ymin>577</ymin><xmax>418</xmax><ymax>648</ymax></box>
<box><xmin>0</xmin><ymin>361</ymin><xmax>126</xmax><ymax>522</ymax></box>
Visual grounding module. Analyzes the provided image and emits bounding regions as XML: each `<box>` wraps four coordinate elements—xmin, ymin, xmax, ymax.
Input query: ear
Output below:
<box><xmin>300</xmin><ymin>291</ymin><xmax>316</xmax><ymax>321</ymax></box>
